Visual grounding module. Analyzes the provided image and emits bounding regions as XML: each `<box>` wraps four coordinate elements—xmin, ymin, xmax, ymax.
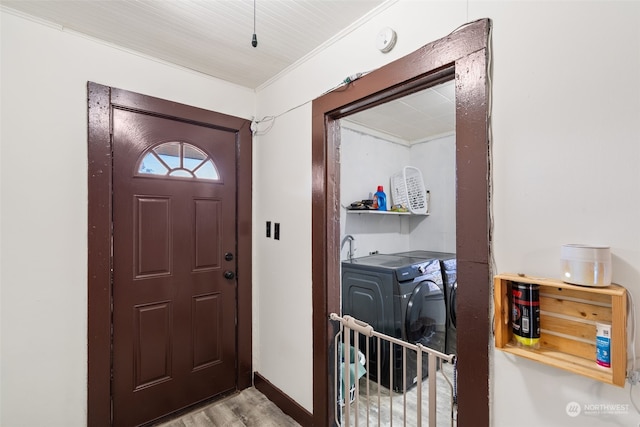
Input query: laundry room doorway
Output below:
<box><xmin>338</xmin><ymin>78</ymin><xmax>458</xmax><ymax>396</ymax></box>
<box><xmin>338</xmin><ymin>78</ymin><xmax>457</xmax><ymax>257</ymax></box>
<box><xmin>311</xmin><ymin>19</ymin><xmax>491</xmax><ymax>427</ymax></box>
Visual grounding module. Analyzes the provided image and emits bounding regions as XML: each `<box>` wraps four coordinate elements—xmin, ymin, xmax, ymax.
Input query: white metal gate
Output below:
<box><xmin>331</xmin><ymin>314</ymin><xmax>457</xmax><ymax>427</ymax></box>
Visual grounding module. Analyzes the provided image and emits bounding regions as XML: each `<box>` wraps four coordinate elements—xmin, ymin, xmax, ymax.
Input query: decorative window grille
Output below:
<box><xmin>137</xmin><ymin>141</ymin><xmax>219</xmax><ymax>181</ymax></box>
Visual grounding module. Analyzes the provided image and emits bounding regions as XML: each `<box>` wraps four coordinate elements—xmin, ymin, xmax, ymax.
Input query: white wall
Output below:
<box><xmin>339</xmin><ymin>128</ymin><xmax>456</xmax><ymax>259</ymax></box>
<box><xmin>251</xmin><ymin>102</ymin><xmax>313</xmax><ymax>410</ymax></box>
<box><xmin>409</xmin><ymin>134</ymin><xmax>456</xmax><ymax>253</ymax></box>
<box><xmin>255</xmin><ymin>0</ymin><xmax>640</xmax><ymax>425</ymax></box>
<box><xmin>340</xmin><ymin>127</ymin><xmax>412</xmax><ymax>259</ymax></box>
<box><xmin>480</xmin><ymin>2</ymin><xmax>640</xmax><ymax>426</ymax></box>
<box><xmin>0</xmin><ymin>11</ymin><xmax>254</xmax><ymax>427</ymax></box>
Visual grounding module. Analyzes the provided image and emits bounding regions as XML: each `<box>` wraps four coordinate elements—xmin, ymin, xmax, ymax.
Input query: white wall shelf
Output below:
<box><xmin>346</xmin><ymin>210</ymin><xmax>429</xmax><ymax>216</ymax></box>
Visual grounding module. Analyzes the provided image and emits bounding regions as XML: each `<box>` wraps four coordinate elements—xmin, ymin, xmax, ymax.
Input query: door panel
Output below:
<box><xmin>135</xmin><ymin>196</ymin><xmax>172</xmax><ymax>277</ymax></box>
<box><xmin>194</xmin><ymin>199</ymin><xmax>221</xmax><ymax>270</ymax></box>
<box><xmin>112</xmin><ymin>108</ymin><xmax>237</xmax><ymax>426</ymax></box>
<box><xmin>134</xmin><ymin>302</ymin><xmax>172</xmax><ymax>389</ymax></box>
<box><xmin>192</xmin><ymin>293</ymin><xmax>222</xmax><ymax>369</ymax></box>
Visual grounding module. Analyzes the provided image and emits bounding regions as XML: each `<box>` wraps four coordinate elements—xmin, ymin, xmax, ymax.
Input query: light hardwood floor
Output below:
<box><xmin>155</xmin><ymin>388</ymin><xmax>301</xmax><ymax>427</ymax></box>
<box><xmin>343</xmin><ymin>361</ymin><xmax>457</xmax><ymax>427</ymax></box>
<box><xmin>155</xmin><ymin>363</ymin><xmax>455</xmax><ymax>427</ymax></box>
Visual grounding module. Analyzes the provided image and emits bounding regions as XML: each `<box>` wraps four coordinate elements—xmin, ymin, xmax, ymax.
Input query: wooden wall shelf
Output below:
<box><xmin>494</xmin><ymin>273</ymin><xmax>627</xmax><ymax>387</ymax></box>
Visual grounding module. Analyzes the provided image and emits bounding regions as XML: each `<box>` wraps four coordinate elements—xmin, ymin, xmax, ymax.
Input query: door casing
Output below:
<box><xmin>87</xmin><ymin>82</ymin><xmax>253</xmax><ymax>426</ymax></box>
<box><xmin>311</xmin><ymin>19</ymin><xmax>492</xmax><ymax>426</ymax></box>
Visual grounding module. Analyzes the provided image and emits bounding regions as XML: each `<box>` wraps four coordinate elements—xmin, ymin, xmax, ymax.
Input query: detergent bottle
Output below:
<box><xmin>373</xmin><ymin>185</ymin><xmax>387</xmax><ymax>211</ymax></box>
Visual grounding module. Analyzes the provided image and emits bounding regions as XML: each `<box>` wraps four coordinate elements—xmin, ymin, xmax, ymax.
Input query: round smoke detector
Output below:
<box><xmin>376</xmin><ymin>27</ymin><xmax>397</xmax><ymax>53</ymax></box>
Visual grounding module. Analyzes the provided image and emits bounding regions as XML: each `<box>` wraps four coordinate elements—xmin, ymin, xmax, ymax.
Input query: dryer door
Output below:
<box><xmin>450</xmin><ymin>282</ymin><xmax>457</xmax><ymax>328</ymax></box>
<box><xmin>405</xmin><ymin>280</ymin><xmax>446</xmax><ymax>353</ymax></box>
<box><xmin>445</xmin><ymin>281</ymin><xmax>457</xmax><ymax>355</ymax></box>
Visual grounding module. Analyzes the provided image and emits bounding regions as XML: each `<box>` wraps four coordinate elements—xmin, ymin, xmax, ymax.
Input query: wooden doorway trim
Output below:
<box><xmin>311</xmin><ymin>19</ymin><xmax>492</xmax><ymax>426</ymax></box>
<box><xmin>87</xmin><ymin>83</ymin><xmax>253</xmax><ymax>426</ymax></box>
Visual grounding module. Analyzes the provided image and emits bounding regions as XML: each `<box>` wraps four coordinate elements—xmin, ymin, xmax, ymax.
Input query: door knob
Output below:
<box><xmin>224</xmin><ymin>270</ymin><xmax>235</xmax><ymax>280</ymax></box>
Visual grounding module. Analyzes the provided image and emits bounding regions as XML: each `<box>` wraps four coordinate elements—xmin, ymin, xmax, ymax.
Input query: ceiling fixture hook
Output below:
<box><xmin>251</xmin><ymin>0</ymin><xmax>258</xmax><ymax>47</ymax></box>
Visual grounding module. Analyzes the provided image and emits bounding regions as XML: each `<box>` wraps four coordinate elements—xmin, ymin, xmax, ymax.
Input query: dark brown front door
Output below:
<box><xmin>111</xmin><ymin>108</ymin><xmax>237</xmax><ymax>426</ymax></box>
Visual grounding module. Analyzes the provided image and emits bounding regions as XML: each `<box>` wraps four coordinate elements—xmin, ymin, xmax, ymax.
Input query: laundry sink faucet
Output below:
<box><xmin>341</xmin><ymin>234</ymin><xmax>356</xmax><ymax>261</ymax></box>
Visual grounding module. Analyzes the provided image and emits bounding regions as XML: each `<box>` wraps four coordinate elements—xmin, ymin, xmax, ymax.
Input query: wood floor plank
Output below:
<box><xmin>156</xmin><ymin>388</ymin><xmax>300</xmax><ymax>427</ymax></box>
<box><xmin>345</xmin><ymin>361</ymin><xmax>457</xmax><ymax>427</ymax></box>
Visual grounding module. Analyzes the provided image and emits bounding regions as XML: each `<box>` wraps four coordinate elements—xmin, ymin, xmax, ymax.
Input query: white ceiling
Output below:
<box><xmin>2</xmin><ymin>0</ymin><xmax>387</xmax><ymax>89</ymax></box>
<box><xmin>2</xmin><ymin>0</ymin><xmax>455</xmax><ymax>141</ymax></box>
<box><xmin>343</xmin><ymin>80</ymin><xmax>455</xmax><ymax>144</ymax></box>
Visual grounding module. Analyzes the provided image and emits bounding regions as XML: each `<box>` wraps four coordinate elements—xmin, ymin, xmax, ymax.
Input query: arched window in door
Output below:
<box><xmin>137</xmin><ymin>141</ymin><xmax>220</xmax><ymax>180</ymax></box>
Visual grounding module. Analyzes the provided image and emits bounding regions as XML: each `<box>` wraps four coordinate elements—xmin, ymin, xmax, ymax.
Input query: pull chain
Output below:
<box><xmin>251</xmin><ymin>0</ymin><xmax>258</xmax><ymax>47</ymax></box>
